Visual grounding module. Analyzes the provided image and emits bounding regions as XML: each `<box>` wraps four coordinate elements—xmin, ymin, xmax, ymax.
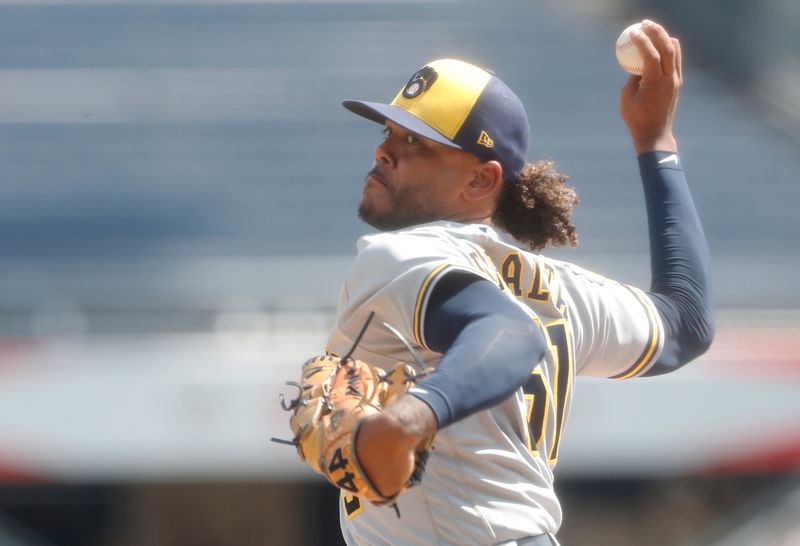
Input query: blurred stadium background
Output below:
<box><xmin>0</xmin><ymin>0</ymin><xmax>798</xmax><ymax>544</ymax></box>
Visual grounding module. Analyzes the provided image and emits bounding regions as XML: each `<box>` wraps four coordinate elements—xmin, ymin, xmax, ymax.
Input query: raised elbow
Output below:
<box><xmin>644</xmin><ymin>300</ymin><xmax>715</xmax><ymax>376</ymax></box>
<box><xmin>688</xmin><ymin>310</ymin><xmax>715</xmax><ymax>359</ymax></box>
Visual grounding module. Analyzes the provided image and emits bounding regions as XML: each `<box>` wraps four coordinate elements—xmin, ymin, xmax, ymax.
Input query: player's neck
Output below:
<box><xmin>441</xmin><ymin>209</ymin><xmax>493</xmax><ymax>226</ymax></box>
<box><xmin>453</xmin><ymin>214</ymin><xmax>492</xmax><ymax>226</ymax></box>
<box><xmin>435</xmin><ymin>199</ymin><xmax>495</xmax><ymax>226</ymax></box>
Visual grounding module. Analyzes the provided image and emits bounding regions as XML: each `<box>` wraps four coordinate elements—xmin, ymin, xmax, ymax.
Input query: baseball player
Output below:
<box><xmin>284</xmin><ymin>19</ymin><xmax>713</xmax><ymax>546</ymax></box>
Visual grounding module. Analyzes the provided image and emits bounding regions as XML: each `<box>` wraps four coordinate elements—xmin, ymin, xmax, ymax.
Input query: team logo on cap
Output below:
<box><xmin>402</xmin><ymin>66</ymin><xmax>438</xmax><ymax>99</ymax></box>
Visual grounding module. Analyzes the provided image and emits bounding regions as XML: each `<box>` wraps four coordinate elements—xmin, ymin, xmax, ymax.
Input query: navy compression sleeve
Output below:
<box><xmin>640</xmin><ymin>151</ymin><xmax>715</xmax><ymax>375</ymax></box>
<box><xmin>410</xmin><ymin>272</ymin><xmax>547</xmax><ymax>429</ymax></box>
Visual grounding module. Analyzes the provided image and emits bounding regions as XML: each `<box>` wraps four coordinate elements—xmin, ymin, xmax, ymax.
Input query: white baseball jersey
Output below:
<box><xmin>326</xmin><ymin>221</ymin><xmax>665</xmax><ymax>546</ymax></box>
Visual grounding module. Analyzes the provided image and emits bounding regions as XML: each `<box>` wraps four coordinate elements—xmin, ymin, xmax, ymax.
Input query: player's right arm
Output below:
<box><xmin>619</xmin><ymin>19</ymin><xmax>681</xmax><ymax>155</ymax></box>
<box><xmin>620</xmin><ymin>20</ymin><xmax>714</xmax><ymax>374</ymax></box>
<box><xmin>636</xmin><ymin>152</ymin><xmax>714</xmax><ymax>374</ymax></box>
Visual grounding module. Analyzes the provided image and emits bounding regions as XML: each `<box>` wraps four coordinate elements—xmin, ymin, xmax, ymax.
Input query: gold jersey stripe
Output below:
<box><xmin>612</xmin><ymin>286</ymin><xmax>662</xmax><ymax>380</ymax></box>
<box><xmin>413</xmin><ymin>262</ymin><xmax>453</xmax><ymax>348</ymax></box>
<box><xmin>391</xmin><ymin>59</ymin><xmax>491</xmax><ymax>140</ymax></box>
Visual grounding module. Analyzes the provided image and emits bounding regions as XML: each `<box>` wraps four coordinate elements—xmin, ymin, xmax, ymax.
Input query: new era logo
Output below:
<box><xmin>477</xmin><ymin>130</ymin><xmax>494</xmax><ymax>148</ymax></box>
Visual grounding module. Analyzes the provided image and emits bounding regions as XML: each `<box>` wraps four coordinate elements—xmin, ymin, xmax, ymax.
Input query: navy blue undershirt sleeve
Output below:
<box><xmin>407</xmin><ymin>152</ymin><xmax>714</xmax><ymax>426</ymax></box>
<box><xmin>410</xmin><ymin>272</ymin><xmax>547</xmax><ymax>429</ymax></box>
<box><xmin>639</xmin><ymin>151</ymin><xmax>715</xmax><ymax>375</ymax></box>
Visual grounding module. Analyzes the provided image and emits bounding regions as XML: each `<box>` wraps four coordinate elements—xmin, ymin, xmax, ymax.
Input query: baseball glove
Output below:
<box><xmin>278</xmin><ymin>355</ymin><xmax>432</xmax><ymax>505</ymax></box>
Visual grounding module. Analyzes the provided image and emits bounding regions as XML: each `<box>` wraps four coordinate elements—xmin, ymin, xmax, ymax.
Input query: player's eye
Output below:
<box><xmin>381</xmin><ymin>126</ymin><xmax>421</xmax><ymax>145</ymax></box>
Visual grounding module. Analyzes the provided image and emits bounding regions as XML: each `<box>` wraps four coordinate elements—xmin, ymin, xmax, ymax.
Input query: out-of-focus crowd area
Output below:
<box><xmin>0</xmin><ymin>1</ymin><xmax>798</xmax><ymax>545</ymax></box>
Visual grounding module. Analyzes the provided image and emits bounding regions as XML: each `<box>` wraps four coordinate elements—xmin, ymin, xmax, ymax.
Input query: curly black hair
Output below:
<box><xmin>492</xmin><ymin>160</ymin><xmax>579</xmax><ymax>251</ymax></box>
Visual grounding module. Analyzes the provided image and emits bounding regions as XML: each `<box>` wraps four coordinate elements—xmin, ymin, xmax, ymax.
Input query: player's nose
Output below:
<box><xmin>374</xmin><ymin>138</ymin><xmax>396</xmax><ymax>168</ymax></box>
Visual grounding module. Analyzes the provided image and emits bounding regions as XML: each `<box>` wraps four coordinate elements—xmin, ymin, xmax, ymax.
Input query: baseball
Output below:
<box><xmin>615</xmin><ymin>22</ymin><xmax>644</xmax><ymax>75</ymax></box>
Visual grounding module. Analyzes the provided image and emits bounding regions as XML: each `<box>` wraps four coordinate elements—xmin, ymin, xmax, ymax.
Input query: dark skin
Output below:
<box><xmin>357</xmin><ymin>122</ymin><xmax>504</xmax><ymax>231</ymax></box>
<box><xmin>356</xmin><ymin>19</ymin><xmax>683</xmax><ymax>498</ymax></box>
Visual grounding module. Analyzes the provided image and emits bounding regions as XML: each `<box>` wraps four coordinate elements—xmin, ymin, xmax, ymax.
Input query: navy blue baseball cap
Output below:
<box><xmin>343</xmin><ymin>59</ymin><xmax>530</xmax><ymax>181</ymax></box>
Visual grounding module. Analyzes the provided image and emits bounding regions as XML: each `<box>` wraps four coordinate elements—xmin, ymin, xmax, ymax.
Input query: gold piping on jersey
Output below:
<box><xmin>413</xmin><ymin>262</ymin><xmax>453</xmax><ymax>348</ymax></box>
<box><xmin>612</xmin><ymin>286</ymin><xmax>662</xmax><ymax>379</ymax></box>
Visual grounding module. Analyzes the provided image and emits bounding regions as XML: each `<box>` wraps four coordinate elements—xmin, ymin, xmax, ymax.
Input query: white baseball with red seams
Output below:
<box><xmin>616</xmin><ymin>22</ymin><xmax>645</xmax><ymax>75</ymax></box>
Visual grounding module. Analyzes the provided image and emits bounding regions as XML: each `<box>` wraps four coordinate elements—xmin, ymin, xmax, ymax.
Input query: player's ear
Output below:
<box><xmin>462</xmin><ymin>160</ymin><xmax>503</xmax><ymax>202</ymax></box>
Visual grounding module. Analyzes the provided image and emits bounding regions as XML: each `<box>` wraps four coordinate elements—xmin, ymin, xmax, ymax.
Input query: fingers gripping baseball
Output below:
<box><xmin>619</xmin><ymin>20</ymin><xmax>683</xmax><ymax>154</ymax></box>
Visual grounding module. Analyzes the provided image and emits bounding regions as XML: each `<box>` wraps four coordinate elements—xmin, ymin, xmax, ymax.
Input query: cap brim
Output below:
<box><xmin>342</xmin><ymin>100</ymin><xmax>462</xmax><ymax>150</ymax></box>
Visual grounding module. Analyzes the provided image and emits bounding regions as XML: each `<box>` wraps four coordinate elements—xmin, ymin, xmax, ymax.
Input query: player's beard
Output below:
<box><xmin>357</xmin><ymin>168</ymin><xmax>444</xmax><ymax>231</ymax></box>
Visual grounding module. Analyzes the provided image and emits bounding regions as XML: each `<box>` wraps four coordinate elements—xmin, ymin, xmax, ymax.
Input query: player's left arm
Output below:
<box><xmin>621</xmin><ymin>20</ymin><xmax>715</xmax><ymax>375</ymax></box>
<box><xmin>355</xmin><ymin>272</ymin><xmax>548</xmax><ymax>497</ymax></box>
